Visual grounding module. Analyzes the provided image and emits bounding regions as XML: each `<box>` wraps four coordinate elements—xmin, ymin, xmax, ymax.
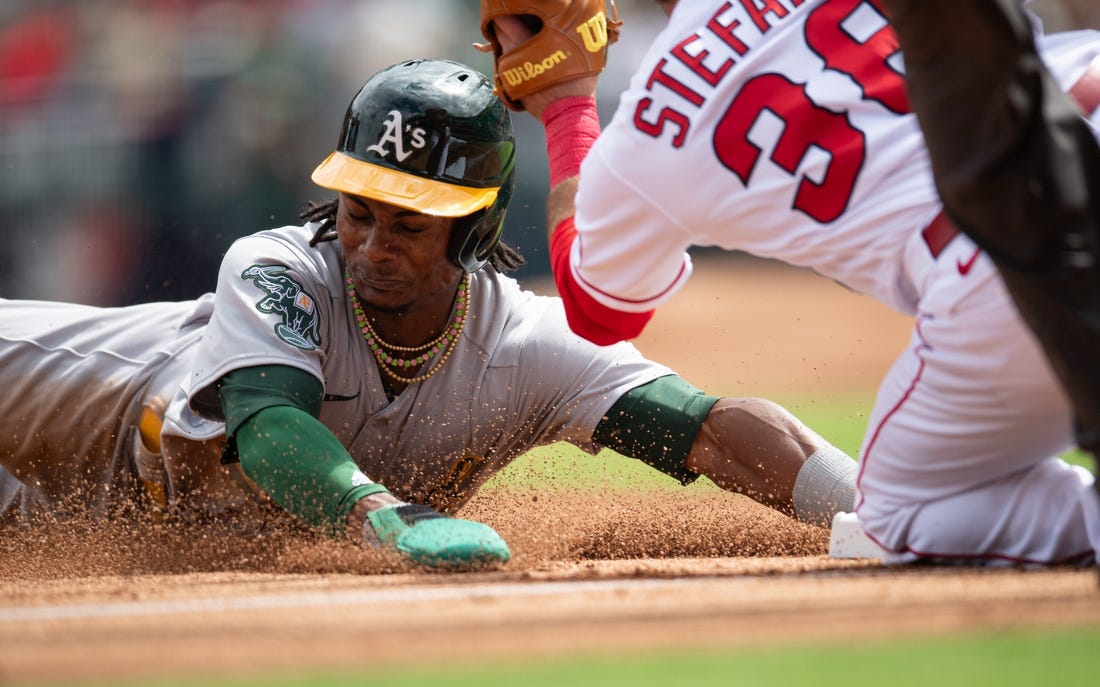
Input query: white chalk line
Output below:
<box><xmin>0</xmin><ymin>577</ymin><xmax>698</xmax><ymax>624</ymax></box>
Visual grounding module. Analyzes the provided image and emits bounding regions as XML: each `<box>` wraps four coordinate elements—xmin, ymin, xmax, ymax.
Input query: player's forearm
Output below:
<box><xmin>542</xmin><ymin>96</ymin><xmax>600</xmax><ymax>183</ymax></box>
<box><xmin>546</xmin><ymin>177</ymin><xmax>579</xmax><ymax>246</ymax></box>
<box><xmin>541</xmin><ymin>97</ymin><xmax>652</xmax><ymax>344</ymax></box>
<box><xmin>686</xmin><ymin>398</ymin><xmax>856</xmax><ymax>527</ymax></box>
<box><xmin>595</xmin><ymin>378</ymin><xmax>855</xmax><ymax>526</ymax></box>
<box><xmin>234</xmin><ymin>405</ymin><xmax>387</xmax><ymax>538</ymax></box>
<box><xmin>234</xmin><ymin>405</ymin><xmax>511</xmax><ymax>566</ymax></box>
<box><xmin>541</xmin><ymin>95</ymin><xmax>599</xmax><ymax>248</ymax></box>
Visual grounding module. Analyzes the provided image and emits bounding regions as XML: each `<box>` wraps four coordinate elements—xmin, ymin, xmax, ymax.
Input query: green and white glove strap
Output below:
<box><xmin>362</xmin><ymin>502</ymin><xmax>511</xmax><ymax>567</ymax></box>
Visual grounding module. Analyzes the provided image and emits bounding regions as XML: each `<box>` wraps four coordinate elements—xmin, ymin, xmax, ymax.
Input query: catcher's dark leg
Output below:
<box><xmin>880</xmin><ymin>1</ymin><xmax>1100</xmax><ymax>509</ymax></box>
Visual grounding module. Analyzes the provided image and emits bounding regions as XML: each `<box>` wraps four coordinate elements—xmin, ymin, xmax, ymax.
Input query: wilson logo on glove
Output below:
<box><xmin>501</xmin><ymin>50</ymin><xmax>568</xmax><ymax>88</ymax></box>
<box><xmin>478</xmin><ymin>0</ymin><xmax>622</xmax><ymax>111</ymax></box>
<box><xmin>577</xmin><ymin>10</ymin><xmax>613</xmax><ymax>52</ymax></box>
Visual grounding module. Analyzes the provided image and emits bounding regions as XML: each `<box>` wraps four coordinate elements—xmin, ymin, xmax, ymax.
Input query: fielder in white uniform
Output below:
<box><xmin>492</xmin><ymin>0</ymin><xmax>1100</xmax><ymax>565</ymax></box>
<box><xmin>0</xmin><ymin>58</ymin><xmax>859</xmax><ymax>568</ymax></box>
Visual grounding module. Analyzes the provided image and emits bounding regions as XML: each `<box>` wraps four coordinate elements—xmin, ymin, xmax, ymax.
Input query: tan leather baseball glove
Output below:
<box><xmin>477</xmin><ymin>0</ymin><xmax>622</xmax><ymax>111</ymax></box>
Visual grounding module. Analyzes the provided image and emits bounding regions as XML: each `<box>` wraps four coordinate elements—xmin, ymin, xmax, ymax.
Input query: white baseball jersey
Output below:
<box><xmin>576</xmin><ymin>2</ymin><xmax>1099</xmax><ymax>316</ymax></box>
<box><xmin>0</xmin><ymin>223</ymin><xmax>673</xmax><ymax>521</ymax></box>
<box><xmin>569</xmin><ymin>0</ymin><xmax>1100</xmax><ymax>565</ymax></box>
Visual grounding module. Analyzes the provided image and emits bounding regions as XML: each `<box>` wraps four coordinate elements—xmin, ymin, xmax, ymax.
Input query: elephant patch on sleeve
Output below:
<box><xmin>241</xmin><ymin>264</ymin><xmax>322</xmax><ymax>350</ymax></box>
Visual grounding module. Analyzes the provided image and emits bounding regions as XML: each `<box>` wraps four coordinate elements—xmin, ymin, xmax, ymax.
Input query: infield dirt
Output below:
<box><xmin>1</xmin><ymin>256</ymin><xmax>1097</xmax><ymax>686</ymax></box>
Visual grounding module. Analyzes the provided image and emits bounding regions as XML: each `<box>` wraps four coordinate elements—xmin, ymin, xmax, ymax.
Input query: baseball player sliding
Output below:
<box><xmin>479</xmin><ymin>0</ymin><xmax>1100</xmax><ymax>565</ymax></box>
<box><xmin>0</xmin><ymin>58</ymin><xmax>859</xmax><ymax>569</ymax></box>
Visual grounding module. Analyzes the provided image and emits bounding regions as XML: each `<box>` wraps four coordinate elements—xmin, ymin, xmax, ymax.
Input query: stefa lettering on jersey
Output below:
<box><xmin>631</xmin><ymin>0</ymin><xmax>901</xmax><ymax>146</ymax></box>
<box><xmin>632</xmin><ymin>0</ymin><xmax>806</xmax><ymax>146</ymax></box>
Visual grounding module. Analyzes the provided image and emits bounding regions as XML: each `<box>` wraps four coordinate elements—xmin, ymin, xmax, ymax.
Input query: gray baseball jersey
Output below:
<box><xmin>0</xmin><ymin>223</ymin><xmax>673</xmax><ymax>521</ymax></box>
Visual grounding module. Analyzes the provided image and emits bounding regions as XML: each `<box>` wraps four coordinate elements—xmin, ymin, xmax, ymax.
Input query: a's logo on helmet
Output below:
<box><xmin>367</xmin><ymin>110</ymin><xmax>427</xmax><ymax>163</ymax></box>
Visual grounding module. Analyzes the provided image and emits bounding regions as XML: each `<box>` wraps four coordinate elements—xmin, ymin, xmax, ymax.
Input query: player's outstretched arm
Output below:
<box><xmin>595</xmin><ymin>376</ymin><xmax>856</xmax><ymax>528</ymax></box>
<box><xmin>686</xmin><ymin>397</ymin><xmax>856</xmax><ymax>528</ymax></box>
<box><xmin>479</xmin><ymin>10</ymin><xmax>653</xmax><ymax>344</ymax></box>
<box><xmin>220</xmin><ymin>366</ymin><xmax>510</xmax><ymax>568</ymax></box>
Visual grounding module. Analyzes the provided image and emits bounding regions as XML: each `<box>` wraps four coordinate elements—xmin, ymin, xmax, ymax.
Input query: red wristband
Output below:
<box><xmin>542</xmin><ymin>96</ymin><xmax>600</xmax><ymax>187</ymax></box>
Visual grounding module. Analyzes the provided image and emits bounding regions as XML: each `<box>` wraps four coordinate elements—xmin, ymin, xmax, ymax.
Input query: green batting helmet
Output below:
<box><xmin>312</xmin><ymin>58</ymin><xmax>516</xmax><ymax>273</ymax></box>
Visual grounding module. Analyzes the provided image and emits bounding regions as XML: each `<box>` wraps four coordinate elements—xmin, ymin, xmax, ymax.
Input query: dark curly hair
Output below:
<box><xmin>301</xmin><ymin>198</ymin><xmax>525</xmax><ymax>273</ymax></box>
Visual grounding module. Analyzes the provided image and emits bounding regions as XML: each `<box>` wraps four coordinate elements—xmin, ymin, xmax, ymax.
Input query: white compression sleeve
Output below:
<box><xmin>792</xmin><ymin>445</ymin><xmax>858</xmax><ymax>528</ymax></box>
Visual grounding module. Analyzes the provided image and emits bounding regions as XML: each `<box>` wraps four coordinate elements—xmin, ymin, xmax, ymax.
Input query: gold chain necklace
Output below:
<box><xmin>345</xmin><ymin>270</ymin><xmax>469</xmax><ymax>385</ymax></box>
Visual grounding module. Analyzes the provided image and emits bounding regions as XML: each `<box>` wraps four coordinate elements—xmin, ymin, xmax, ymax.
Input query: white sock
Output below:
<box><xmin>792</xmin><ymin>445</ymin><xmax>858</xmax><ymax>528</ymax></box>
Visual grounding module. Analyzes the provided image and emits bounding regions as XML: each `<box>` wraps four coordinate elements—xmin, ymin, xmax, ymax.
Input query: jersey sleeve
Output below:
<box><xmin>187</xmin><ymin>229</ymin><xmax>334</xmax><ymax>420</ymax></box>
<box><xmin>569</xmin><ymin>138</ymin><xmax>696</xmax><ymax>314</ymax></box>
<box><xmin>550</xmin><ymin>216</ymin><xmax>655</xmax><ymax>345</ymax></box>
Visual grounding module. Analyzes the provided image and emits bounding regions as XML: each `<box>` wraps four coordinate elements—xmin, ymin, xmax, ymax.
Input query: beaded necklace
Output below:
<box><xmin>345</xmin><ymin>270</ymin><xmax>469</xmax><ymax>385</ymax></box>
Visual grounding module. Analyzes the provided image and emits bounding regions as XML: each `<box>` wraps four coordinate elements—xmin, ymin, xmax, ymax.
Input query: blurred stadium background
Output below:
<box><xmin>1</xmin><ymin>0</ymin><xmax>1096</xmax><ymax>305</ymax></box>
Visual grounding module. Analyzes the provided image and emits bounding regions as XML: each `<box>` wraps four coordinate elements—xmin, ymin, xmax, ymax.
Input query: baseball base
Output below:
<box><xmin>828</xmin><ymin>511</ymin><xmax>885</xmax><ymax>559</ymax></box>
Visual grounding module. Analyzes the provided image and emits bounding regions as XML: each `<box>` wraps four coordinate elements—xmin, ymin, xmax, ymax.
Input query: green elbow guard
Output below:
<box><xmin>593</xmin><ymin>374</ymin><xmax>719</xmax><ymax>485</ymax></box>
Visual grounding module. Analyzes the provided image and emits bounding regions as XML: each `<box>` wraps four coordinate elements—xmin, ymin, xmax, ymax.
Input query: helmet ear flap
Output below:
<box><xmin>449</xmin><ymin>207</ymin><xmax>504</xmax><ymax>273</ymax></box>
<box><xmin>448</xmin><ymin>171</ymin><xmax>513</xmax><ymax>273</ymax></box>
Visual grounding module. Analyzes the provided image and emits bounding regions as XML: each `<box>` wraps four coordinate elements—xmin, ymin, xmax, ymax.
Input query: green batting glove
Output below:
<box><xmin>362</xmin><ymin>502</ymin><xmax>511</xmax><ymax>568</ymax></box>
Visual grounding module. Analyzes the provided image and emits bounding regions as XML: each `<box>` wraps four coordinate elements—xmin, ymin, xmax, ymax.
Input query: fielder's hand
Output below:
<box><xmin>476</xmin><ymin>0</ymin><xmax>621</xmax><ymax>112</ymax></box>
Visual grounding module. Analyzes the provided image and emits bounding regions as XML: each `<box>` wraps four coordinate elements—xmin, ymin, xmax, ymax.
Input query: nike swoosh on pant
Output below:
<box><xmin>956</xmin><ymin>248</ymin><xmax>981</xmax><ymax>275</ymax></box>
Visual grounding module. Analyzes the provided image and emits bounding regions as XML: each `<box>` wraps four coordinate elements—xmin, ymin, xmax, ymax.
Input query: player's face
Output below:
<box><xmin>337</xmin><ymin>193</ymin><xmax>462</xmax><ymax>312</ymax></box>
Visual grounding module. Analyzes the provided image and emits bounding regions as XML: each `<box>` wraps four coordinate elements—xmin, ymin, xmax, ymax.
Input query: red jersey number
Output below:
<box><xmin>714</xmin><ymin>73</ymin><xmax>865</xmax><ymax>223</ymax></box>
<box><xmin>714</xmin><ymin>0</ymin><xmax>906</xmax><ymax>223</ymax></box>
